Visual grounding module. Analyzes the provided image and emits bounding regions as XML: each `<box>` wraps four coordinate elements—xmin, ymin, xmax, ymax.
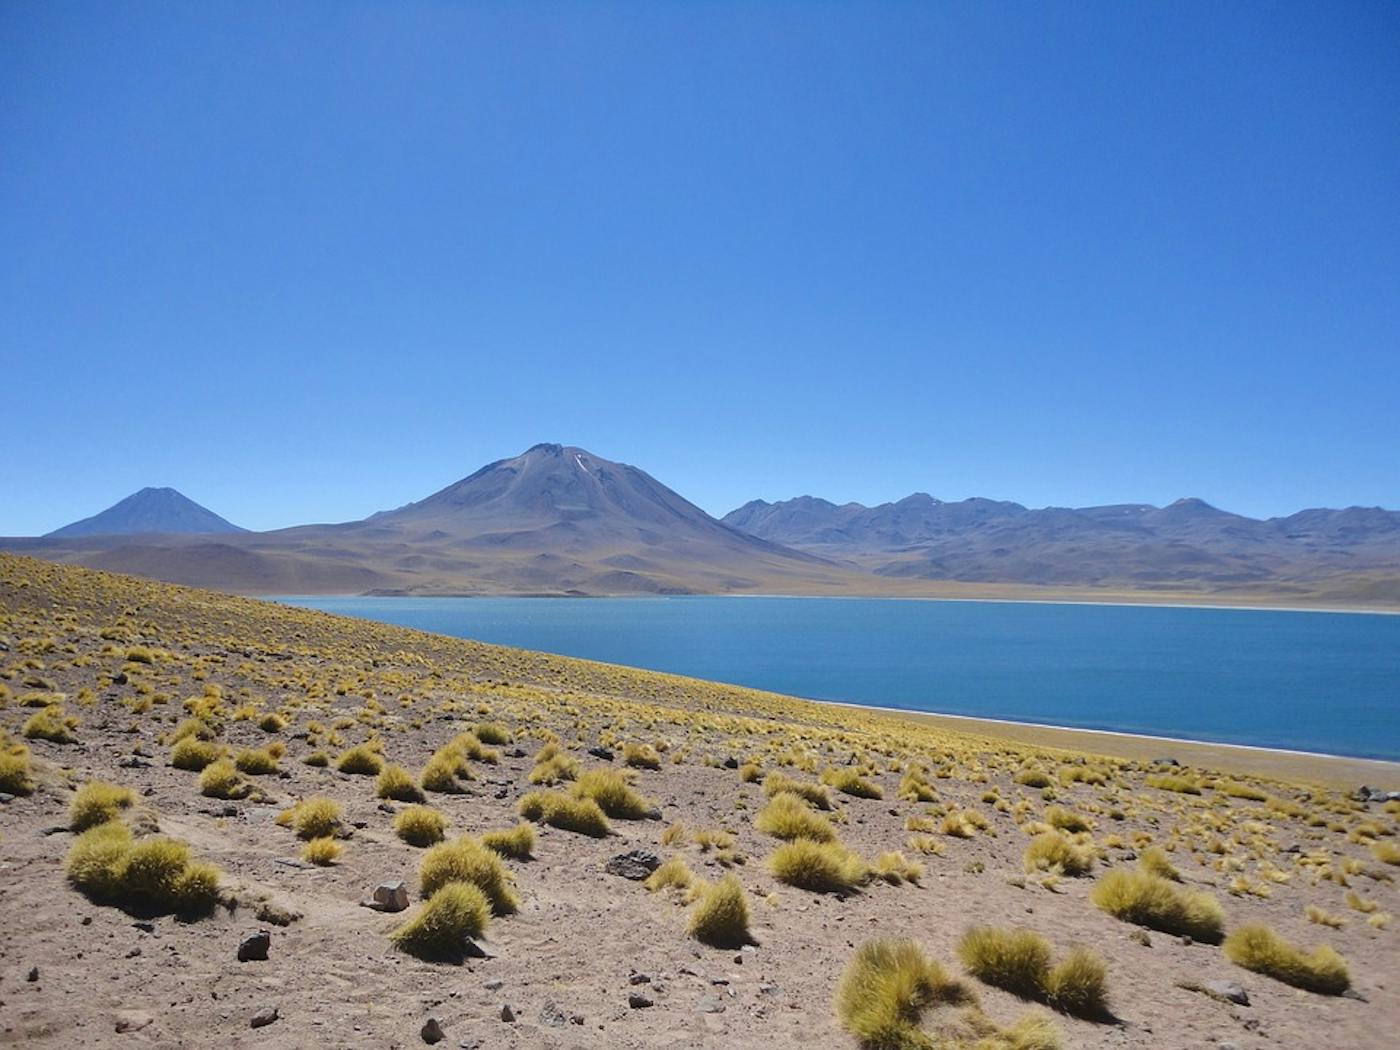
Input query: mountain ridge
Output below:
<box><xmin>46</xmin><ymin>487</ymin><xmax>245</xmax><ymax>539</ymax></box>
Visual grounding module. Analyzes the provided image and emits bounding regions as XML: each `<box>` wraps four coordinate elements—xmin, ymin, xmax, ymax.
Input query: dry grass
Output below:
<box><xmin>23</xmin><ymin>706</ymin><xmax>77</xmax><ymax>743</ymax></box>
<box><xmin>645</xmin><ymin>856</ymin><xmax>697</xmax><ymax>893</ymax></box>
<box><xmin>65</xmin><ymin>821</ymin><xmax>221</xmax><ymax>916</ymax></box>
<box><xmin>419</xmin><ymin>837</ymin><xmax>519</xmax><ymax>915</ymax></box>
<box><xmin>834</xmin><ymin>939</ymin><xmax>972</xmax><ymax>1049</ymax></box>
<box><xmin>768</xmin><ymin>839</ymin><xmax>869</xmax><ymax>893</ymax></box>
<box><xmin>1137</xmin><ymin>846</ymin><xmax>1180</xmax><ymax>881</ymax></box>
<box><xmin>762</xmin><ymin>771</ymin><xmax>833</xmax><ymax>810</ymax></box>
<box><xmin>1022</xmin><ymin>832</ymin><xmax>1095</xmax><ymax>877</ymax></box>
<box><xmin>394</xmin><ymin>805</ymin><xmax>448</xmax><ymax>847</ymax></box>
<box><xmin>571</xmin><ymin>768</ymin><xmax>655</xmax><ymax>819</ymax></box>
<box><xmin>623</xmin><ymin>742</ymin><xmax>661</xmax><ymax>769</ymax></box>
<box><xmin>0</xmin><ymin>737</ymin><xmax>34</xmax><ymax>795</ymax></box>
<box><xmin>823</xmin><ymin>766</ymin><xmax>884</xmax><ymax>799</ymax></box>
<box><xmin>1223</xmin><ymin>924</ymin><xmax>1350</xmax><ymax>994</ymax></box>
<box><xmin>198</xmin><ymin>760</ymin><xmax>249</xmax><ymax>800</ymax></box>
<box><xmin>233</xmin><ymin>746</ymin><xmax>279</xmax><ymax>774</ymax></box>
<box><xmin>517</xmin><ymin>789</ymin><xmax>611</xmax><ymax>836</ymax></box>
<box><xmin>377</xmin><ymin>762</ymin><xmax>425</xmax><ymax>802</ymax></box>
<box><xmin>69</xmin><ymin>780</ymin><xmax>136</xmax><ymax>831</ymax></box>
<box><xmin>278</xmin><ymin>796</ymin><xmax>342</xmax><ymax>840</ymax></box>
<box><xmin>170</xmin><ymin>736</ymin><xmax>221</xmax><ymax>771</ymax></box>
<box><xmin>335</xmin><ymin>743</ymin><xmax>383</xmax><ymax>775</ymax></box>
<box><xmin>301</xmin><ymin>836</ymin><xmax>342</xmax><ymax>865</ymax></box>
<box><xmin>1091</xmin><ymin>868</ymin><xmax>1224</xmax><ymax>943</ymax></box>
<box><xmin>481</xmin><ymin>823</ymin><xmax>536</xmax><ymax>860</ymax></box>
<box><xmin>755</xmin><ymin>792</ymin><xmax>837</xmax><ymax>843</ymax></box>
<box><xmin>390</xmin><ymin>881</ymin><xmax>491</xmax><ymax>961</ymax></box>
<box><xmin>686</xmin><ymin>874</ymin><xmax>752</xmax><ymax>947</ymax></box>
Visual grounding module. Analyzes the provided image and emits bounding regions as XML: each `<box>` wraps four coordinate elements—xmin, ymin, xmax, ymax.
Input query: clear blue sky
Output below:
<box><xmin>3</xmin><ymin>2</ymin><xmax>1397</xmax><ymax>535</ymax></box>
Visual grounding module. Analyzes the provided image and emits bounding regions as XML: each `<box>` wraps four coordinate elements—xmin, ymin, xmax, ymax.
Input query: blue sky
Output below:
<box><xmin>3</xmin><ymin>2</ymin><xmax>1397</xmax><ymax>534</ymax></box>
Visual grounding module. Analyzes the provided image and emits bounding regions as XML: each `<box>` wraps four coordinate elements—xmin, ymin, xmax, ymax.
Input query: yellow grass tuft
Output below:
<box><xmin>835</xmin><ymin>939</ymin><xmax>972</xmax><ymax>1049</ymax></box>
<box><xmin>571</xmin><ymin>768</ymin><xmax>655</xmax><ymax>819</ymax></box>
<box><xmin>335</xmin><ymin>743</ymin><xmax>383</xmax><ymax>775</ymax></box>
<box><xmin>1223</xmin><ymin>924</ymin><xmax>1349</xmax><ymax>995</ymax></box>
<box><xmin>301</xmin><ymin>836</ymin><xmax>342</xmax><ymax>865</ymax></box>
<box><xmin>377</xmin><ymin>762</ymin><xmax>424</xmax><ymax>802</ymax></box>
<box><xmin>768</xmin><ymin>839</ymin><xmax>869</xmax><ymax>893</ymax></box>
<box><xmin>69</xmin><ymin>780</ymin><xmax>136</xmax><ymax>831</ymax></box>
<box><xmin>234</xmin><ymin>747</ymin><xmax>279</xmax><ymax>774</ymax></box>
<box><xmin>755</xmin><ymin>792</ymin><xmax>837</xmax><ymax>843</ymax></box>
<box><xmin>623</xmin><ymin>742</ymin><xmax>661</xmax><ymax>769</ymax></box>
<box><xmin>1091</xmin><ymin>868</ymin><xmax>1224</xmax><ymax>942</ymax></box>
<box><xmin>279</xmin><ymin>796</ymin><xmax>342</xmax><ymax>839</ymax></box>
<box><xmin>170</xmin><ymin>736</ymin><xmax>221</xmax><ymax>771</ymax></box>
<box><xmin>1138</xmin><ymin>845</ymin><xmax>1180</xmax><ymax>881</ymax></box>
<box><xmin>686</xmin><ymin>874</ymin><xmax>752</xmax><ymax>947</ymax></box>
<box><xmin>762</xmin><ymin>771</ymin><xmax>833</xmax><ymax>810</ymax></box>
<box><xmin>390</xmin><ymin>881</ymin><xmax>491</xmax><ymax>961</ymax></box>
<box><xmin>1023</xmin><ymin>832</ymin><xmax>1095</xmax><ymax>877</ymax></box>
<box><xmin>419</xmin><ymin>837</ymin><xmax>519</xmax><ymax>915</ymax></box>
<box><xmin>66</xmin><ymin>821</ymin><xmax>221</xmax><ymax>916</ymax></box>
<box><xmin>822</xmin><ymin>766</ymin><xmax>884</xmax><ymax>799</ymax></box>
<box><xmin>394</xmin><ymin>805</ymin><xmax>448</xmax><ymax>847</ymax></box>
<box><xmin>645</xmin><ymin>856</ymin><xmax>696</xmax><ymax>893</ymax></box>
<box><xmin>198</xmin><ymin>760</ymin><xmax>250</xmax><ymax>799</ymax></box>
<box><xmin>517</xmin><ymin>789</ymin><xmax>611</xmax><ymax>836</ymax></box>
<box><xmin>23</xmin><ymin>706</ymin><xmax>78</xmax><ymax>743</ymax></box>
<box><xmin>481</xmin><ymin>823</ymin><xmax>535</xmax><ymax>860</ymax></box>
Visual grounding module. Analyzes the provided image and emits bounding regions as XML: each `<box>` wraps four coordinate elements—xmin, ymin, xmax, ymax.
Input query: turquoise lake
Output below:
<box><xmin>272</xmin><ymin>596</ymin><xmax>1400</xmax><ymax>761</ymax></box>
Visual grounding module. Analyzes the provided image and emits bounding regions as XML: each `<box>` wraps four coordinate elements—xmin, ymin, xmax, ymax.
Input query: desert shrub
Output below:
<box><xmin>1091</xmin><ymin>869</ymin><xmax>1224</xmax><ymax>942</ymax></box>
<box><xmin>377</xmin><ymin>763</ymin><xmax>424</xmax><ymax>802</ymax></box>
<box><xmin>302</xmin><ymin>836</ymin><xmax>342</xmax><ymax>865</ymax></box>
<box><xmin>873</xmin><ymin>851</ymin><xmax>924</xmax><ymax>885</ymax></box>
<box><xmin>23</xmin><ymin>706</ymin><xmax>77</xmax><ymax>743</ymax></box>
<box><xmin>528</xmin><ymin>749</ymin><xmax>580</xmax><ymax>785</ymax></box>
<box><xmin>645</xmin><ymin>856</ymin><xmax>696</xmax><ymax>893</ymax></box>
<box><xmin>823</xmin><ymin>767</ymin><xmax>884</xmax><ymax>800</ymax></box>
<box><xmin>1043</xmin><ymin>806</ymin><xmax>1090</xmax><ymax>833</ymax></box>
<box><xmin>1218</xmin><ymin>780</ymin><xmax>1267</xmax><ymax>802</ymax></box>
<box><xmin>1138</xmin><ymin>846</ymin><xmax>1180</xmax><ymax>881</ymax></box>
<box><xmin>198</xmin><ymin>760</ymin><xmax>250</xmax><ymax>799</ymax></box>
<box><xmin>419</xmin><ymin>837</ymin><xmax>519</xmax><ymax>914</ymax></box>
<box><xmin>335</xmin><ymin>744</ymin><xmax>383</xmax><ymax>775</ymax></box>
<box><xmin>395</xmin><ymin>805</ymin><xmax>448</xmax><ymax>847</ymax></box>
<box><xmin>474</xmin><ymin>722</ymin><xmax>512</xmax><ymax>745</ymax></box>
<box><xmin>768</xmin><ymin>839</ymin><xmax>869</xmax><ymax>893</ymax></box>
<box><xmin>518</xmin><ymin>789</ymin><xmax>611</xmax><ymax>837</ymax></box>
<box><xmin>125</xmin><ymin>645</ymin><xmax>155</xmax><ymax>664</ymax></box>
<box><xmin>234</xmin><ymin>747</ymin><xmax>279</xmax><ymax>774</ymax></box>
<box><xmin>0</xmin><ymin>738</ymin><xmax>34</xmax><ymax>795</ymax></box>
<box><xmin>452</xmin><ymin>732</ymin><xmax>499</xmax><ymax>763</ymax></box>
<box><xmin>1022</xmin><ymin>832</ymin><xmax>1095</xmax><ymax>877</ymax></box>
<box><xmin>1043</xmin><ymin>947</ymin><xmax>1110</xmax><ymax>1017</ymax></box>
<box><xmin>623</xmin><ymin>742</ymin><xmax>661</xmax><ymax>770</ymax></box>
<box><xmin>958</xmin><ymin>927</ymin><xmax>1050</xmax><ymax>998</ymax></box>
<box><xmin>421</xmin><ymin>750</ymin><xmax>470</xmax><ymax>793</ymax></box>
<box><xmin>661</xmin><ymin>822</ymin><xmax>689</xmax><ymax>846</ymax></box>
<box><xmin>572</xmin><ymin>768</ymin><xmax>654</xmax><ymax>819</ymax></box>
<box><xmin>941</xmin><ymin>810</ymin><xmax>990</xmax><ymax>838</ymax></box>
<box><xmin>687</xmin><ymin>874</ymin><xmax>752</xmax><ymax>947</ymax></box>
<box><xmin>762</xmin><ymin>772</ymin><xmax>833</xmax><ymax>810</ymax></box>
<box><xmin>835</xmin><ymin>939</ymin><xmax>972</xmax><ymax>1049</ymax></box>
<box><xmin>171</xmin><ymin>736</ymin><xmax>221</xmax><ymax>770</ymax></box>
<box><xmin>390</xmin><ymin>881</ymin><xmax>491</xmax><ymax>961</ymax></box>
<box><xmin>755</xmin><ymin>792</ymin><xmax>837</xmax><ymax>843</ymax></box>
<box><xmin>1306</xmin><ymin>904</ymin><xmax>1346</xmax><ymax>928</ymax></box>
<box><xmin>70</xmin><ymin>781</ymin><xmax>136</xmax><ymax>831</ymax></box>
<box><xmin>303</xmin><ymin>750</ymin><xmax>329</xmax><ymax>767</ymax></box>
<box><xmin>1015</xmin><ymin>769</ymin><xmax>1053</xmax><ymax>789</ymax></box>
<box><xmin>739</xmin><ymin>762</ymin><xmax>763</xmax><ymax>783</ymax></box>
<box><xmin>481</xmin><ymin>823</ymin><xmax>535</xmax><ymax>860</ymax></box>
<box><xmin>958</xmin><ymin>928</ymin><xmax>1108</xmax><ymax>1018</ymax></box>
<box><xmin>1371</xmin><ymin>840</ymin><xmax>1400</xmax><ymax>866</ymax></box>
<box><xmin>1145</xmin><ymin>774</ymin><xmax>1202</xmax><ymax>795</ymax></box>
<box><xmin>66</xmin><ymin>821</ymin><xmax>221</xmax><ymax>916</ymax></box>
<box><xmin>257</xmin><ymin>711</ymin><xmax>287</xmax><ymax>733</ymax></box>
<box><xmin>278</xmin><ymin>796</ymin><xmax>342</xmax><ymax>839</ymax></box>
<box><xmin>1223</xmin><ymin>924</ymin><xmax>1349</xmax><ymax>995</ymax></box>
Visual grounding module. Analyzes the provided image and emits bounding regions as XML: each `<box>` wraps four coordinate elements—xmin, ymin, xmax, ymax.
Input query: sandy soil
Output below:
<box><xmin>1</xmin><ymin>554</ymin><xmax>1396</xmax><ymax>1049</ymax></box>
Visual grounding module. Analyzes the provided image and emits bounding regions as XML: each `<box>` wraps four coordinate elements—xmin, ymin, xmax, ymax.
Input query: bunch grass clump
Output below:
<box><xmin>623</xmin><ymin>742</ymin><xmax>662</xmax><ymax>769</ymax></box>
<box><xmin>170</xmin><ymin>736</ymin><xmax>221</xmax><ymax>771</ymax></box>
<box><xmin>23</xmin><ymin>706</ymin><xmax>78</xmax><ymax>743</ymax></box>
<box><xmin>66</xmin><ymin>821</ymin><xmax>221</xmax><ymax>916</ymax></box>
<box><xmin>421</xmin><ymin>748</ymin><xmax>471</xmax><ymax>793</ymax></box>
<box><xmin>571</xmin><ymin>768</ymin><xmax>655</xmax><ymax>819</ymax></box>
<box><xmin>762</xmin><ymin>772</ymin><xmax>833</xmax><ymax>810</ymax></box>
<box><xmin>645</xmin><ymin>856</ymin><xmax>697</xmax><ymax>893</ymax></box>
<box><xmin>377</xmin><ymin>763</ymin><xmax>424</xmax><ymax>802</ymax></box>
<box><xmin>419</xmin><ymin>837</ymin><xmax>519</xmax><ymax>915</ymax></box>
<box><xmin>528</xmin><ymin>743</ymin><xmax>579</xmax><ymax>785</ymax></box>
<box><xmin>823</xmin><ymin>767</ymin><xmax>884</xmax><ymax>799</ymax></box>
<box><xmin>302</xmin><ymin>836</ymin><xmax>342</xmax><ymax>865</ymax></box>
<box><xmin>686</xmin><ymin>874</ymin><xmax>752</xmax><ymax>947</ymax></box>
<box><xmin>1023</xmin><ymin>831</ymin><xmax>1096</xmax><ymax>877</ymax></box>
<box><xmin>518</xmin><ymin>789</ymin><xmax>611</xmax><ymax>836</ymax></box>
<box><xmin>69</xmin><ymin>780</ymin><xmax>136</xmax><ymax>831</ymax></box>
<box><xmin>755</xmin><ymin>792</ymin><xmax>837</xmax><ymax>843</ymax></box>
<box><xmin>834</xmin><ymin>939</ymin><xmax>973</xmax><ymax>1049</ymax></box>
<box><xmin>1223</xmin><ymin>924</ymin><xmax>1349</xmax><ymax>995</ymax></box>
<box><xmin>0</xmin><ymin>735</ymin><xmax>34</xmax><ymax>795</ymax></box>
<box><xmin>394</xmin><ymin>805</ymin><xmax>448</xmax><ymax>847</ymax></box>
<box><xmin>278</xmin><ymin>796</ymin><xmax>342</xmax><ymax>839</ymax></box>
<box><xmin>768</xmin><ymin>839</ymin><xmax>869</xmax><ymax>893</ymax></box>
<box><xmin>1091</xmin><ymin>868</ymin><xmax>1224</xmax><ymax>942</ymax></box>
<box><xmin>473</xmin><ymin>722</ymin><xmax>512</xmax><ymax>745</ymax></box>
<box><xmin>390</xmin><ymin>881</ymin><xmax>491</xmax><ymax>961</ymax></box>
<box><xmin>198</xmin><ymin>760</ymin><xmax>250</xmax><ymax>800</ymax></box>
<box><xmin>335</xmin><ymin>743</ymin><xmax>383</xmax><ymax>775</ymax></box>
<box><xmin>958</xmin><ymin>927</ymin><xmax>1109</xmax><ymax>1018</ymax></box>
<box><xmin>234</xmin><ymin>747</ymin><xmax>279</xmax><ymax>775</ymax></box>
<box><xmin>481</xmin><ymin>823</ymin><xmax>535</xmax><ymax>860</ymax></box>
<box><xmin>1138</xmin><ymin>846</ymin><xmax>1180</xmax><ymax>881</ymax></box>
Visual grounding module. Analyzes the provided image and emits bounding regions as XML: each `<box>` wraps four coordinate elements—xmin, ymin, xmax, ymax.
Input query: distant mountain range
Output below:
<box><xmin>46</xmin><ymin>487</ymin><xmax>245</xmax><ymax>538</ymax></box>
<box><xmin>721</xmin><ymin>494</ymin><xmax>1400</xmax><ymax>596</ymax></box>
<box><xmin>4</xmin><ymin>445</ymin><xmax>1398</xmax><ymax>607</ymax></box>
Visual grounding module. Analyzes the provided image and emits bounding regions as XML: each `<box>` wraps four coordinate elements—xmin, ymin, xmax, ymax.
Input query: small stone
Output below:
<box><xmin>250</xmin><ymin>1006</ymin><xmax>279</xmax><ymax>1028</ymax></box>
<box><xmin>114</xmin><ymin>1010</ymin><xmax>154</xmax><ymax>1033</ymax></box>
<box><xmin>27</xmin><ymin>966</ymin><xmax>39</xmax><ymax>982</ymax></box>
<box><xmin>238</xmin><ymin>930</ymin><xmax>271</xmax><ymax>962</ymax></box>
<box><xmin>1205</xmin><ymin>980</ymin><xmax>1249</xmax><ymax>1006</ymax></box>
<box><xmin>132</xmin><ymin>921</ymin><xmax>155</xmax><ymax>933</ymax></box>
<box><xmin>1180</xmin><ymin>935</ymin><xmax>1193</xmax><ymax>947</ymax></box>
<box><xmin>483</xmin><ymin>978</ymin><xmax>504</xmax><ymax>991</ymax></box>
<box><xmin>463</xmin><ymin>937</ymin><xmax>495</xmax><ymax>959</ymax></box>
<box><xmin>499</xmin><ymin>1003</ymin><xmax>515</xmax><ymax>1023</ymax></box>
<box><xmin>604</xmin><ymin>850</ymin><xmax>661</xmax><ymax>880</ymax></box>
<box><xmin>722</xmin><ymin>757</ymin><xmax>739</xmax><ymax>769</ymax></box>
<box><xmin>368</xmin><ymin>881</ymin><xmax>411</xmax><ymax>912</ymax></box>
<box><xmin>125</xmin><ymin>946</ymin><xmax>142</xmax><ymax>958</ymax></box>
<box><xmin>540</xmin><ymin>1001</ymin><xmax>568</xmax><ymax>1027</ymax></box>
<box><xmin>628</xmin><ymin>971</ymin><xmax>651</xmax><ymax>985</ymax></box>
<box><xmin>695</xmin><ymin>996</ymin><xmax>727</xmax><ymax>1013</ymax></box>
<box><xmin>421</xmin><ymin>1017</ymin><xmax>445</xmax><ymax>1044</ymax></box>
<box><xmin>628</xmin><ymin>992</ymin><xmax>654</xmax><ymax>1009</ymax></box>
<box><xmin>587</xmin><ymin>746</ymin><xmax>614</xmax><ymax>761</ymax></box>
